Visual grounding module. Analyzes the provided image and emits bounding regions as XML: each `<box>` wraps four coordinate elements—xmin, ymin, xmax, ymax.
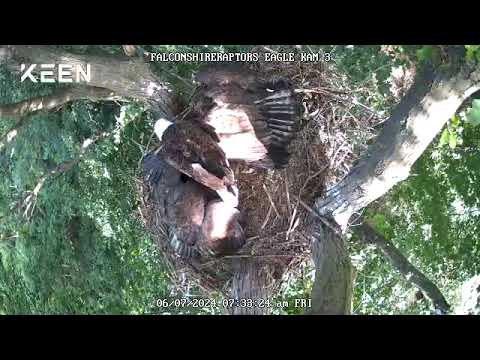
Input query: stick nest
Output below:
<box><xmin>137</xmin><ymin>46</ymin><xmax>386</xmax><ymax>300</ymax></box>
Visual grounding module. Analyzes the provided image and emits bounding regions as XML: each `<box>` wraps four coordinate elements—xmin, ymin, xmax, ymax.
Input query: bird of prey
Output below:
<box><xmin>192</xmin><ymin>63</ymin><xmax>303</xmax><ymax>169</ymax></box>
<box><xmin>153</xmin><ymin>113</ymin><xmax>238</xmax><ymax>208</ymax></box>
<box><xmin>143</xmin><ymin>153</ymin><xmax>245</xmax><ymax>258</ymax></box>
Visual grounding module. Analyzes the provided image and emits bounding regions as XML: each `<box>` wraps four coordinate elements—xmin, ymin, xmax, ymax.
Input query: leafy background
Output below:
<box><xmin>0</xmin><ymin>45</ymin><xmax>479</xmax><ymax>314</ymax></box>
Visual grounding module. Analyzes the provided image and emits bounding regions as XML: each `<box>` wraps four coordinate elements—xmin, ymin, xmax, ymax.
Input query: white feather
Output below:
<box><xmin>154</xmin><ymin>118</ymin><xmax>173</xmax><ymax>140</ymax></box>
<box><xmin>216</xmin><ymin>187</ymin><xmax>239</xmax><ymax>208</ymax></box>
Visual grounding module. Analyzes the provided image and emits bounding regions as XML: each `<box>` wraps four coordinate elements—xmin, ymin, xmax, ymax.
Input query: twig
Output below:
<box><xmin>286</xmin><ymin>206</ymin><xmax>299</xmax><ymax>241</ymax></box>
<box><xmin>356</xmin><ymin>223</ymin><xmax>451</xmax><ymax>314</ymax></box>
<box><xmin>262</xmin><ymin>184</ymin><xmax>280</xmax><ymax>218</ymax></box>
<box><xmin>284</xmin><ymin>170</ymin><xmax>291</xmax><ymax>216</ymax></box>
<box><xmin>261</xmin><ymin>205</ymin><xmax>273</xmax><ymax>230</ymax></box>
<box><xmin>298</xmin><ymin>165</ymin><xmax>329</xmax><ymax>198</ymax></box>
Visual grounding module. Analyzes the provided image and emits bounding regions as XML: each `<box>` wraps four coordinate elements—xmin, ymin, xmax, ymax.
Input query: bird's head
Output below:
<box><xmin>154</xmin><ymin>118</ymin><xmax>173</xmax><ymax>140</ymax></box>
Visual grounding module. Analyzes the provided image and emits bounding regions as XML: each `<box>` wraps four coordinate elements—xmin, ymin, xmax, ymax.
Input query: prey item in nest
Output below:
<box><xmin>143</xmin><ymin>152</ymin><xmax>245</xmax><ymax>259</ymax></box>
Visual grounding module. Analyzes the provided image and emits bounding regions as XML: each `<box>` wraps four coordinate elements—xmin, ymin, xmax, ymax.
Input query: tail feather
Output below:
<box><xmin>265</xmin><ymin>145</ymin><xmax>291</xmax><ymax>168</ymax></box>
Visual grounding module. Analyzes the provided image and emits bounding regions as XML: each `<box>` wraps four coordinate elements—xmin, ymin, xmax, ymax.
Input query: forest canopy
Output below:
<box><xmin>1</xmin><ymin>45</ymin><xmax>479</xmax><ymax>315</ymax></box>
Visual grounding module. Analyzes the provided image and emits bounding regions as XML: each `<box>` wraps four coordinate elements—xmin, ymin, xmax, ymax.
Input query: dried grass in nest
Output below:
<box><xmin>137</xmin><ymin>48</ymin><xmax>387</xmax><ymax>299</ymax></box>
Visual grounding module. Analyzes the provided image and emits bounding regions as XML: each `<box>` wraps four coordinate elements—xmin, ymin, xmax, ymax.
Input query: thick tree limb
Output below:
<box><xmin>0</xmin><ymin>87</ymin><xmax>119</xmax><ymax>151</ymax></box>
<box><xmin>0</xmin><ymin>45</ymin><xmax>174</xmax><ymax>118</ymax></box>
<box><xmin>315</xmin><ymin>64</ymin><xmax>480</xmax><ymax>230</ymax></box>
<box><xmin>231</xmin><ymin>259</ymin><xmax>274</xmax><ymax>315</ymax></box>
<box><xmin>305</xmin><ymin>222</ymin><xmax>355</xmax><ymax>315</ymax></box>
<box><xmin>0</xmin><ymin>86</ymin><xmax>118</xmax><ymax>119</ymax></box>
<box><xmin>309</xmin><ymin>61</ymin><xmax>480</xmax><ymax>314</ymax></box>
<box><xmin>356</xmin><ymin>223</ymin><xmax>450</xmax><ymax>314</ymax></box>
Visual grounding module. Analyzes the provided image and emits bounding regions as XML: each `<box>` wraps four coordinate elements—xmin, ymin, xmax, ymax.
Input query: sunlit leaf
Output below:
<box><xmin>438</xmin><ymin>128</ymin><xmax>450</xmax><ymax>147</ymax></box>
<box><xmin>451</xmin><ymin>114</ymin><xmax>460</xmax><ymax>129</ymax></box>
<box><xmin>448</xmin><ymin>131</ymin><xmax>457</xmax><ymax>149</ymax></box>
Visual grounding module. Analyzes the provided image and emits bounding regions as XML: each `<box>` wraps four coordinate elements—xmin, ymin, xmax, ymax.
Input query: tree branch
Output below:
<box><xmin>315</xmin><ymin>64</ymin><xmax>480</xmax><ymax>230</ymax></box>
<box><xmin>0</xmin><ymin>87</ymin><xmax>119</xmax><ymax>152</ymax></box>
<box><xmin>309</xmin><ymin>60</ymin><xmax>480</xmax><ymax>315</ymax></box>
<box><xmin>0</xmin><ymin>86</ymin><xmax>119</xmax><ymax>119</ymax></box>
<box><xmin>0</xmin><ymin>45</ymin><xmax>174</xmax><ymax>118</ymax></box>
<box><xmin>305</xmin><ymin>222</ymin><xmax>355</xmax><ymax>315</ymax></box>
<box><xmin>355</xmin><ymin>222</ymin><xmax>450</xmax><ymax>314</ymax></box>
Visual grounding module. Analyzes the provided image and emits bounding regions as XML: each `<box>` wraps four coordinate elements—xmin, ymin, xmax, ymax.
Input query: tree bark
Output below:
<box><xmin>306</xmin><ymin>222</ymin><xmax>355</xmax><ymax>314</ymax></box>
<box><xmin>0</xmin><ymin>87</ymin><xmax>119</xmax><ymax>151</ymax></box>
<box><xmin>315</xmin><ymin>64</ymin><xmax>480</xmax><ymax>230</ymax></box>
<box><xmin>309</xmin><ymin>62</ymin><xmax>480</xmax><ymax>314</ymax></box>
<box><xmin>231</xmin><ymin>259</ymin><xmax>273</xmax><ymax>315</ymax></box>
<box><xmin>356</xmin><ymin>223</ymin><xmax>450</xmax><ymax>314</ymax></box>
<box><xmin>0</xmin><ymin>45</ymin><xmax>174</xmax><ymax>118</ymax></box>
<box><xmin>0</xmin><ymin>86</ymin><xmax>119</xmax><ymax>119</ymax></box>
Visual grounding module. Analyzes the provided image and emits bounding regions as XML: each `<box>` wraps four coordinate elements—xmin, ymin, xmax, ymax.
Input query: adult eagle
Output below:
<box><xmin>192</xmin><ymin>63</ymin><xmax>303</xmax><ymax>169</ymax></box>
<box><xmin>143</xmin><ymin>153</ymin><xmax>245</xmax><ymax>258</ymax></box>
<box><xmin>153</xmin><ymin>113</ymin><xmax>238</xmax><ymax>208</ymax></box>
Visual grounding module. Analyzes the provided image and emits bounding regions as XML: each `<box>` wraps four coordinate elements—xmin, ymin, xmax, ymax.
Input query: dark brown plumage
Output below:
<box><xmin>192</xmin><ymin>63</ymin><xmax>303</xmax><ymax>169</ymax></box>
<box><xmin>154</xmin><ymin>115</ymin><xmax>238</xmax><ymax>207</ymax></box>
<box><xmin>143</xmin><ymin>153</ymin><xmax>245</xmax><ymax>258</ymax></box>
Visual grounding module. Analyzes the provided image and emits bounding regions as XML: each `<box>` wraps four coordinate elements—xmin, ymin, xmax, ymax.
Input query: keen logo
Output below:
<box><xmin>20</xmin><ymin>64</ymin><xmax>91</xmax><ymax>83</ymax></box>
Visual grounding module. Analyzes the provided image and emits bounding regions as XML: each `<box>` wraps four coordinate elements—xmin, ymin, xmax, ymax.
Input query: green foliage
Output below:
<box><xmin>466</xmin><ymin>99</ymin><xmax>480</xmax><ymax>127</ymax></box>
<box><xmin>0</xmin><ymin>48</ymin><xmax>203</xmax><ymax>314</ymax></box>
<box><xmin>273</xmin><ymin>266</ymin><xmax>315</xmax><ymax>315</ymax></box>
<box><xmin>353</xmin><ymin>120</ymin><xmax>480</xmax><ymax>314</ymax></box>
<box><xmin>324</xmin><ymin>45</ymin><xmax>406</xmax><ymax>113</ymax></box>
<box><xmin>465</xmin><ymin>45</ymin><xmax>480</xmax><ymax>63</ymax></box>
<box><xmin>438</xmin><ymin>115</ymin><xmax>462</xmax><ymax>149</ymax></box>
<box><xmin>416</xmin><ymin>45</ymin><xmax>442</xmax><ymax>65</ymax></box>
<box><xmin>2</xmin><ymin>45</ymin><xmax>479</xmax><ymax>315</ymax></box>
<box><xmin>438</xmin><ymin>96</ymin><xmax>480</xmax><ymax>149</ymax></box>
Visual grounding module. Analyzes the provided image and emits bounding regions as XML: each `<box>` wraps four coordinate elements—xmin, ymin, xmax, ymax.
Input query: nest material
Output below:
<box><xmin>137</xmin><ymin>46</ymin><xmax>387</xmax><ymax>299</ymax></box>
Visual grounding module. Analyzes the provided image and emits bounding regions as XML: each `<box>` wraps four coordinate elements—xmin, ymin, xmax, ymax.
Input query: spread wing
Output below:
<box><xmin>194</xmin><ymin>64</ymin><xmax>302</xmax><ymax>168</ymax></box>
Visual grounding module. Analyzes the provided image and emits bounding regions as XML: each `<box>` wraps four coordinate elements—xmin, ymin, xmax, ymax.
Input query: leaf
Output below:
<box><xmin>417</xmin><ymin>45</ymin><xmax>442</xmax><ymax>65</ymax></box>
<box><xmin>417</xmin><ymin>46</ymin><xmax>433</xmax><ymax>62</ymax></box>
<box><xmin>465</xmin><ymin>45</ymin><xmax>480</xmax><ymax>62</ymax></box>
<box><xmin>438</xmin><ymin>128</ymin><xmax>450</xmax><ymax>147</ymax></box>
<box><xmin>466</xmin><ymin>47</ymin><xmax>476</xmax><ymax>62</ymax></box>
<box><xmin>451</xmin><ymin>114</ymin><xmax>460</xmax><ymax>129</ymax></box>
<box><xmin>466</xmin><ymin>99</ymin><xmax>480</xmax><ymax>127</ymax></box>
<box><xmin>448</xmin><ymin>131</ymin><xmax>457</xmax><ymax>149</ymax></box>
